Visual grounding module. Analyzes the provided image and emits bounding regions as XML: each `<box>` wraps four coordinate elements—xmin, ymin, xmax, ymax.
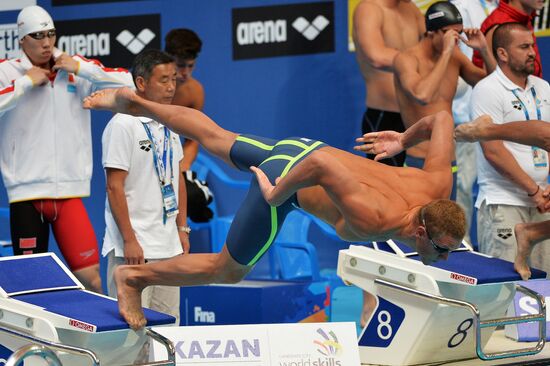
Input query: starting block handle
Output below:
<box><xmin>5</xmin><ymin>344</ymin><xmax>62</xmax><ymax>366</ymax></box>
<box><xmin>0</xmin><ymin>322</ymin><xmax>100</xmax><ymax>365</ymax></box>
<box><xmin>475</xmin><ymin>284</ymin><xmax>546</xmax><ymax>361</ymax></box>
<box><xmin>0</xmin><ymin>322</ymin><xmax>177</xmax><ymax>366</ymax></box>
<box><xmin>132</xmin><ymin>328</ymin><xmax>176</xmax><ymax>366</ymax></box>
<box><xmin>374</xmin><ymin>279</ymin><xmax>546</xmax><ymax>361</ymax></box>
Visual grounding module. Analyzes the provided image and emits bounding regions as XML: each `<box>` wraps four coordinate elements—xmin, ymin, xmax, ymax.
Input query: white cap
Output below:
<box><xmin>17</xmin><ymin>6</ymin><xmax>55</xmax><ymax>38</ymax></box>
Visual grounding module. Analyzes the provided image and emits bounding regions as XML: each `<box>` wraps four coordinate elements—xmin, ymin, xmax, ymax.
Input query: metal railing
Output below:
<box><xmin>375</xmin><ymin>278</ymin><xmax>546</xmax><ymax>360</ymax></box>
<box><xmin>0</xmin><ymin>323</ymin><xmax>175</xmax><ymax>365</ymax></box>
<box><xmin>5</xmin><ymin>344</ymin><xmax>62</xmax><ymax>366</ymax></box>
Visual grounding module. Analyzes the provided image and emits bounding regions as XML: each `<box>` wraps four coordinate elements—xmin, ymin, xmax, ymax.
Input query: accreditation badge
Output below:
<box><xmin>162</xmin><ymin>183</ymin><xmax>179</xmax><ymax>219</ymax></box>
<box><xmin>532</xmin><ymin>146</ymin><xmax>548</xmax><ymax>169</ymax></box>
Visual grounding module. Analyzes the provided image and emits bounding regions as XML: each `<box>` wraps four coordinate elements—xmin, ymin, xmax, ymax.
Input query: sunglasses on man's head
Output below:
<box><xmin>27</xmin><ymin>30</ymin><xmax>56</xmax><ymax>40</ymax></box>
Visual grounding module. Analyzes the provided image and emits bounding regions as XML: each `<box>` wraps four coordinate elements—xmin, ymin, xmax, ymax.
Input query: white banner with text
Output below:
<box><xmin>151</xmin><ymin>322</ymin><xmax>360</xmax><ymax>365</ymax></box>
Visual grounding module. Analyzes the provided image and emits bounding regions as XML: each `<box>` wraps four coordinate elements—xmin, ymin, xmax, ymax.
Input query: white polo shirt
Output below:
<box><xmin>101</xmin><ymin>113</ymin><xmax>184</xmax><ymax>259</ymax></box>
<box><xmin>472</xmin><ymin>67</ymin><xmax>550</xmax><ymax>207</ymax></box>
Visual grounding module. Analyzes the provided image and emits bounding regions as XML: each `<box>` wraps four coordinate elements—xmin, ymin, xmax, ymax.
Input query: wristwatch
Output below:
<box><xmin>178</xmin><ymin>225</ymin><xmax>191</xmax><ymax>234</ymax></box>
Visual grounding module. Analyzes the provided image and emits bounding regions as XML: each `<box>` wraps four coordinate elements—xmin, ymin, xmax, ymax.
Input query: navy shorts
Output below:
<box><xmin>227</xmin><ymin>134</ymin><xmax>327</xmax><ymax>266</ymax></box>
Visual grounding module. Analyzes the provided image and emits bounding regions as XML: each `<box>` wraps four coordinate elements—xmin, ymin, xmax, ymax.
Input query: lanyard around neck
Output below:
<box><xmin>142</xmin><ymin>122</ymin><xmax>173</xmax><ymax>185</ymax></box>
<box><xmin>511</xmin><ymin>87</ymin><xmax>541</xmax><ymax>121</ymax></box>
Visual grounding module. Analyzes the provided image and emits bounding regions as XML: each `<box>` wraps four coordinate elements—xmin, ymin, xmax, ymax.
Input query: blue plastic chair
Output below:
<box><xmin>189</xmin><ymin>153</ymin><xmax>249</xmax><ymax>253</ymax></box>
<box><xmin>269</xmin><ymin>210</ymin><xmax>342</xmax><ymax>282</ymax></box>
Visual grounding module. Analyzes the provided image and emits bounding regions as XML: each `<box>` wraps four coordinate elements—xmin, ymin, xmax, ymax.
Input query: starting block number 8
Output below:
<box><xmin>377</xmin><ymin>311</ymin><xmax>393</xmax><ymax>340</ymax></box>
<box><xmin>360</xmin><ymin>297</ymin><xmax>405</xmax><ymax>347</ymax></box>
<box><xmin>448</xmin><ymin>318</ymin><xmax>473</xmax><ymax>348</ymax></box>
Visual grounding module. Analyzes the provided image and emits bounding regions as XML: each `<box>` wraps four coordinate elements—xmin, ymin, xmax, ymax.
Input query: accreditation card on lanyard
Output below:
<box><xmin>512</xmin><ymin>87</ymin><xmax>548</xmax><ymax>169</ymax></box>
<box><xmin>142</xmin><ymin>122</ymin><xmax>178</xmax><ymax>223</ymax></box>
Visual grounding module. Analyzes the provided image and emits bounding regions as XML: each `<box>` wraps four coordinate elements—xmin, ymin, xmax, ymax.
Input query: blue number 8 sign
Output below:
<box><xmin>359</xmin><ymin>296</ymin><xmax>405</xmax><ymax>347</ymax></box>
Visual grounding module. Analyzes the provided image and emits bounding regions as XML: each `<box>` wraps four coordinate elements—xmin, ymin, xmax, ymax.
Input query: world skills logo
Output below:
<box><xmin>314</xmin><ymin>328</ymin><xmax>342</xmax><ymax>357</ymax></box>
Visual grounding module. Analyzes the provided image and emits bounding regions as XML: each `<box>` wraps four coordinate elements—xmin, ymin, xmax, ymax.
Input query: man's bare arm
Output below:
<box><xmin>394</xmin><ymin>40</ymin><xmax>454</xmax><ymax>105</ymax></box>
<box><xmin>250</xmin><ymin>151</ymin><xmax>352</xmax><ymax>207</ymax></box>
<box><xmin>355</xmin><ymin>112</ymin><xmax>449</xmax><ymax>160</ymax></box>
<box><xmin>106</xmin><ymin>168</ymin><xmax>145</xmax><ymax>265</ymax></box>
<box><xmin>181</xmin><ymin>140</ymin><xmax>199</xmax><ymax>171</ymax></box>
<box><xmin>353</xmin><ymin>2</ymin><xmax>399</xmax><ymax>71</ymax></box>
<box><xmin>459</xmin><ymin>28</ymin><xmax>495</xmax><ymax>85</ymax></box>
<box><xmin>251</xmin><ymin>150</ymin><xmax>366</xmax><ymax>231</ymax></box>
<box><xmin>177</xmin><ymin>81</ymin><xmax>205</xmax><ymax>170</ymax></box>
<box><xmin>455</xmin><ymin>118</ymin><xmax>550</xmax><ymax>151</ymax></box>
<box><xmin>481</xmin><ymin>140</ymin><xmax>545</xmax><ymax>210</ymax></box>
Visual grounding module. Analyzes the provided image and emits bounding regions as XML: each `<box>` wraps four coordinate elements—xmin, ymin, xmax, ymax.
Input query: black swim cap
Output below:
<box><xmin>425</xmin><ymin>1</ymin><xmax>463</xmax><ymax>32</ymax></box>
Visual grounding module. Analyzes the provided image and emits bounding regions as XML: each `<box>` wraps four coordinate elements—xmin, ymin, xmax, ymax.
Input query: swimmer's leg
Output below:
<box><xmin>115</xmin><ymin>246</ymin><xmax>250</xmax><ymax>330</ymax></box>
<box><xmin>514</xmin><ymin>220</ymin><xmax>550</xmax><ymax>280</ymax></box>
<box><xmin>84</xmin><ymin>88</ymin><xmax>238</xmax><ymax>166</ymax></box>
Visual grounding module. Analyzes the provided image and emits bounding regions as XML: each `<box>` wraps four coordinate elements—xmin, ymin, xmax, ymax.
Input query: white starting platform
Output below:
<box><xmin>337</xmin><ymin>241</ymin><xmax>548</xmax><ymax>366</ymax></box>
<box><xmin>0</xmin><ymin>253</ymin><xmax>177</xmax><ymax>365</ymax></box>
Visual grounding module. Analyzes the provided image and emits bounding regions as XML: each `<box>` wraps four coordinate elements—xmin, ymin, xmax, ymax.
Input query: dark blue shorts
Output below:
<box><xmin>227</xmin><ymin>134</ymin><xmax>327</xmax><ymax>266</ymax></box>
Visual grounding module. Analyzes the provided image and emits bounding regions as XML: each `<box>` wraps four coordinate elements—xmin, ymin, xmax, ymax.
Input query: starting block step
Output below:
<box><xmin>0</xmin><ymin>253</ymin><xmax>176</xmax><ymax>365</ymax></box>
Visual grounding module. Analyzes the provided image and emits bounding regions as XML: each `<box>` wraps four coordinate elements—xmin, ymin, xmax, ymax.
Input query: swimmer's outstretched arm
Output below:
<box><xmin>251</xmin><ymin>150</ymin><xmax>367</xmax><ymax>233</ymax></box>
<box><xmin>356</xmin><ymin>111</ymin><xmax>454</xmax><ymax>172</ymax></box>
<box><xmin>455</xmin><ymin>117</ymin><xmax>550</xmax><ymax>151</ymax></box>
<box><xmin>355</xmin><ymin>112</ymin><xmax>439</xmax><ymax>158</ymax></box>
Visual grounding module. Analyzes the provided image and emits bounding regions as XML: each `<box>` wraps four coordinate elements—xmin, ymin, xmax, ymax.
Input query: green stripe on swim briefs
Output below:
<box><xmin>236</xmin><ymin>135</ymin><xmax>274</xmax><ymax>150</ymax></box>
<box><xmin>281</xmin><ymin>141</ymin><xmax>323</xmax><ymax>177</ymax></box>
<box><xmin>246</xmin><ymin>140</ymin><xmax>323</xmax><ymax>266</ymax></box>
<box><xmin>275</xmin><ymin>139</ymin><xmax>309</xmax><ymax>150</ymax></box>
<box><xmin>262</xmin><ymin>154</ymin><xmax>293</xmax><ymax>164</ymax></box>
<box><xmin>247</xmin><ymin>206</ymin><xmax>278</xmax><ymax>266</ymax></box>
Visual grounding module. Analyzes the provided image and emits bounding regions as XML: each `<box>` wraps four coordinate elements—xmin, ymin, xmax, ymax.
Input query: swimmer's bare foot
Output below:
<box><xmin>83</xmin><ymin>87</ymin><xmax>136</xmax><ymax>114</ymax></box>
<box><xmin>514</xmin><ymin>223</ymin><xmax>534</xmax><ymax>281</ymax></box>
<box><xmin>454</xmin><ymin>115</ymin><xmax>493</xmax><ymax>142</ymax></box>
<box><xmin>114</xmin><ymin>265</ymin><xmax>147</xmax><ymax>330</ymax></box>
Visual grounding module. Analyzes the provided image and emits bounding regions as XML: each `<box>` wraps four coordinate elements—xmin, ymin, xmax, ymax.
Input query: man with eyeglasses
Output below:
<box><xmin>82</xmin><ymin>86</ymin><xmax>466</xmax><ymax>330</ymax></box>
<box><xmin>0</xmin><ymin>5</ymin><xmax>133</xmax><ymax>293</ymax></box>
<box><xmin>386</xmin><ymin>1</ymin><xmax>496</xmax><ymax>202</ymax></box>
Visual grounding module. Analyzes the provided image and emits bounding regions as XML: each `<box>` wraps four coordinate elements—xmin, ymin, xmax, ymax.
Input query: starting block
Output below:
<box><xmin>0</xmin><ymin>253</ymin><xmax>176</xmax><ymax>365</ymax></box>
<box><xmin>337</xmin><ymin>241</ymin><xmax>547</xmax><ymax>365</ymax></box>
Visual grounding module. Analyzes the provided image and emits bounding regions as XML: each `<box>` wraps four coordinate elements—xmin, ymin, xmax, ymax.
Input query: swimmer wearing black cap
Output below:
<box><xmin>358</xmin><ymin>1</ymin><xmax>496</xmax><ymax>200</ymax></box>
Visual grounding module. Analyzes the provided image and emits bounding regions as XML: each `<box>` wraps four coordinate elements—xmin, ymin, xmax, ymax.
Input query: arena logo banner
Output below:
<box><xmin>53</xmin><ymin>0</ymin><xmax>146</xmax><ymax>5</ymax></box>
<box><xmin>0</xmin><ymin>23</ymin><xmax>20</xmax><ymax>60</ymax></box>
<box><xmin>55</xmin><ymin>14</ymin><xmax>160</xmax><ymax>68</ymax></box>
<box><xmin>232</xmin><ymin>2</ymin><xmax>334</xmax><ymax>60</ymax></box>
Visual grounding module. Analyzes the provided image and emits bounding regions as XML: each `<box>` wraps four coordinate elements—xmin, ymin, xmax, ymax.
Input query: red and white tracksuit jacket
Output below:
<box><xmin>0</xmin><ymin>48</ymin><xmax>133</xmax><ymax>203</ymax></box>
